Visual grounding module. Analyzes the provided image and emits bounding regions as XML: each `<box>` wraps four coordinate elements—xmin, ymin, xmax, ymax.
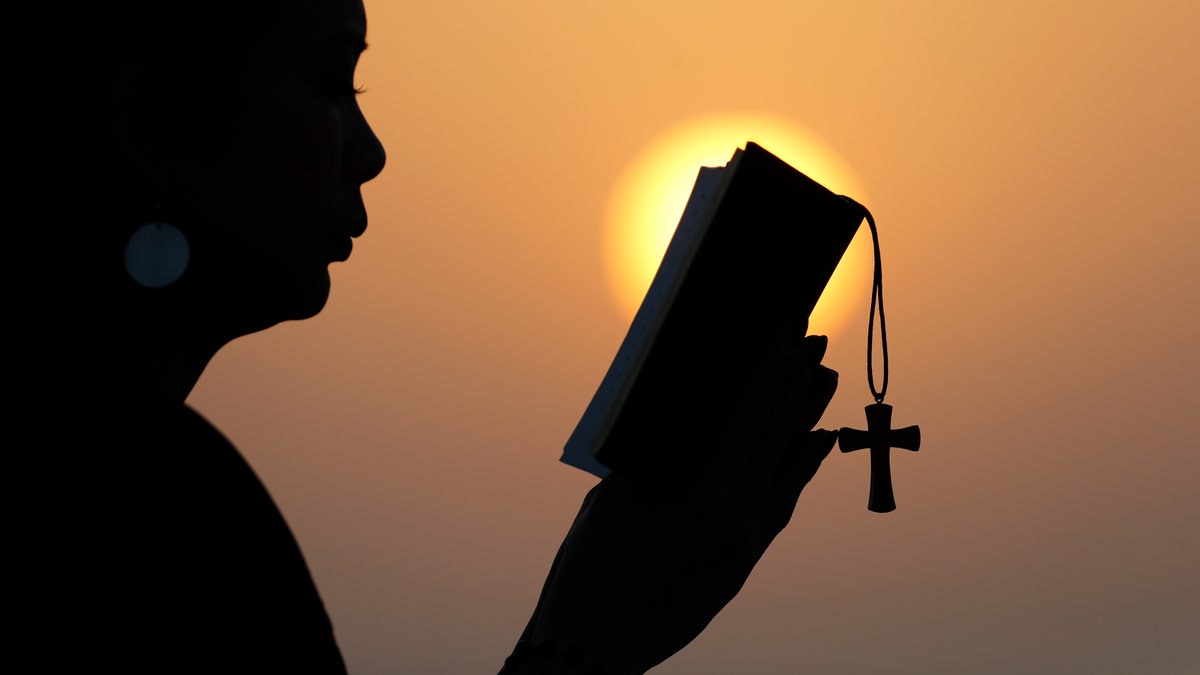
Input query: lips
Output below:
<box><xmin>329</xmin><ymin>214</ymin><xmax>367</xmax><ymax>262</ymax></box>
<box><xmin>329</xmin><ymin>235</ymin><xmax>353</xmax><ymax>262</ymax></box>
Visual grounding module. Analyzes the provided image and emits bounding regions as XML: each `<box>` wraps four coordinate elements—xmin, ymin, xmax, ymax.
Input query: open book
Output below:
<box><xmin>563</xmin><ymin>142</ymin><xmax>867</xmax><ymax>481</ymax></box>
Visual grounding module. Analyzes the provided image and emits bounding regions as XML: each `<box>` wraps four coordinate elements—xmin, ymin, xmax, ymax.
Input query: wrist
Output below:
<box><xmin>500</xmin><ymin>639</ymin><xmax>611</xmax><ymax>675</ymax></box>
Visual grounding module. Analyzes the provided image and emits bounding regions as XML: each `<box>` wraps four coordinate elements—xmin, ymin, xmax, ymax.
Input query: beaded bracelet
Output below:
<box><xmin>500</xmin><ymin>639</ymin><xmax>607</xmax><ymax>675</ymax></box>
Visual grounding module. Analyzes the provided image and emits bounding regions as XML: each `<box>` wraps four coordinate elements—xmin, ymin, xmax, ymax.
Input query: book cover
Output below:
<box><xmin>563</xmin><ymin>142</ymin><xmax>866</xmax><ymax>482</ymax></box>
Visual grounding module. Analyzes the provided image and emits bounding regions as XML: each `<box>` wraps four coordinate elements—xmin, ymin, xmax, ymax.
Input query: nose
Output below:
<box><xmin>346</xmin><ymin>101</ymin><xmax>386</xmax><ymax>185</ymax></box>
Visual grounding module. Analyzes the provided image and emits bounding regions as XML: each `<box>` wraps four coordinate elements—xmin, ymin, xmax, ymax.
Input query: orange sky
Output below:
<box><xmin>190</xmin><ymin>1</ymin><xmax>1199</xmax><ymax>672</ymax></box>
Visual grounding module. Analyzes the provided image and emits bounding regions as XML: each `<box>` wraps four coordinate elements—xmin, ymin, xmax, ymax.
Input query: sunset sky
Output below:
<box><xmin>190</xmin><ymin>1</ymin><xmax>1198</xmax><ymax>672</ymax></box>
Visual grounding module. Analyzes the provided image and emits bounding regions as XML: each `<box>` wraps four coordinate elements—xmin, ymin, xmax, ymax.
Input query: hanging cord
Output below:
<box><xmin>863</xmin><ymin>207</ymin><xmax>888</xmax><ymax>403</ymax></box>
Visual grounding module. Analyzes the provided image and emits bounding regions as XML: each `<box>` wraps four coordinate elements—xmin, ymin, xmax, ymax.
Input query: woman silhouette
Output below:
<box><xmin>18</xmin><ymin>1</ymin><xmax>838</xmax><ymax>673</ymax></box>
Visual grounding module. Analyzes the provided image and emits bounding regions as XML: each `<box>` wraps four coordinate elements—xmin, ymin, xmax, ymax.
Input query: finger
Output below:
<box><xmin>737</xmin><ymin>352</ymin><xmax>817</xmax><ymax>492</ymax></box>
<box><xmin>740</xmin><ymin>350</ymin><xmax>835</xmax><ymax>495</ymax></box>
<box><xmin>702</xmin><ymin>321</ymin><xmax>807</xmax><ymax>484</ymax></box>
<box><xmin>765</xmin><ymin>428</ymin><xmax>839</xmax><ymax>535</ymax></box>
<box><xmin>801</xmin><ymin>333</ymin><xmax>828</xmax><ymax>365</ymax></box>
<box><xmin>796</xmin><ymin>365</ymin><xmax>838</xmax><ymax>433</ymax></box>
<box><xmin>787</xmin><ymin>315</ymin><xmax>810</xmax><ymax>348</ymax></box>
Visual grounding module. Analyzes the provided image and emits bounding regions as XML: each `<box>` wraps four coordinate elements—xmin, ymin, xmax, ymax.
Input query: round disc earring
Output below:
<box><xmin>124</xmin><ymin>221</ymin><xmax>190</xmax><ymax>288</ymax></box>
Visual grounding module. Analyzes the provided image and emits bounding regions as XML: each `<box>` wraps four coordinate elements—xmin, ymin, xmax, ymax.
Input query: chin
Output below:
<box><xmin>253</xmin><ymin>269</ymin><xmax>333</xmax><ymax>327</ymax></box>
<box><xmin>287</xmin><ymin>272</ymin><xmax>333</xmax><ymax>321</ymax></box>
<box><xmin>213</xmin><ymin>265</ymin><xmax>335</xmax><ymax>339</ymax></box>
<box><xmin>293</xmin><ymin>293</ymin><xmax>331</xmax><ymax>321</ymax></box>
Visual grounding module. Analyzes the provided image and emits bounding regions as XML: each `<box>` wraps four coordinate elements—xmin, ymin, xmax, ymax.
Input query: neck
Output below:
<box><xmin>117</xmin><ymin>294</ymin><xmax>282</xmax><ymax>402</ymax></box>
<box><xmin>121</xmin><ymin>315</ymin><xmax>224</xmax><ymax>402</ymax></box>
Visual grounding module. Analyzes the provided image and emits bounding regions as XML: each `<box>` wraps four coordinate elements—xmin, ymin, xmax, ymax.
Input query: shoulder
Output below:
<box><xmin>17</xmin><ymin>388</ymin><xmax>347</xmax><ymax>672</ymax></box>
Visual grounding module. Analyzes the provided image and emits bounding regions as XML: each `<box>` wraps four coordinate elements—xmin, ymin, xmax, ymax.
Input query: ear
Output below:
<box><xmin>105</xmin><ymin>63</ymin><xmax>171</xmax><ymax>191</ymax></box>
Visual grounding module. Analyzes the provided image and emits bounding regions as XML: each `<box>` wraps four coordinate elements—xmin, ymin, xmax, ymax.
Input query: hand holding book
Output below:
<box><xmin>509</xmin><ymin>320</ymin><xmax>838</xmax><ymax>674</ymax></box>
<box><xmin>506</xmin><ymin>141</ymin><xmax>924</xmax><ymax>672</ymax></box>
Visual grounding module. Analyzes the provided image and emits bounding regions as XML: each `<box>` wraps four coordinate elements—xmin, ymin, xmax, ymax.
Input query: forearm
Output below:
<box><xmin>499</xmin><ymin>638</ymin><xmax>617</xmax><ymax>675</ymax></box>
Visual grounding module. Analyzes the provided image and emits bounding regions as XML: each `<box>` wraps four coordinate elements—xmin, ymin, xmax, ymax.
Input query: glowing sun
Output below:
<box><xmin>603</xmin><ymin>112</ymin><xmax>873</xmax><ymax>337</ymax></box>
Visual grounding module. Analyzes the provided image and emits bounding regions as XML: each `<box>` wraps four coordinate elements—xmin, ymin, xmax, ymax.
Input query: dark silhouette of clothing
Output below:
<box><xmin>22</xmin><ymin>379</ymin><xmax>346</xmax><ymax>673</ymax></box>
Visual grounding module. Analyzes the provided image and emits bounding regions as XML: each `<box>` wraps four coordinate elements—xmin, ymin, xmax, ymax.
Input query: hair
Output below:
<box><xmin>20</xmin><ymin>2</ymin><xmax>288</xmax><ymax>323</ymax></box>
<box><xmin>59</xmin><ymin>0</ymin><xmax>281</xmax><ymax>179</ymax></box>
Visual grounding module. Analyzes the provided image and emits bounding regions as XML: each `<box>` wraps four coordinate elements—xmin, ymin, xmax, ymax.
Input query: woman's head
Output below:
<box><xmin>43</xmin><ymin>0</ymin><xmax>386</xmax><ymax>341</ymax></box>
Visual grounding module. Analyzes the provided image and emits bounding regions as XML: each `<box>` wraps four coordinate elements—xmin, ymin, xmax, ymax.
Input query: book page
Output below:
<box><xmin>561</xmin><ymin>164</ymin><xmax>729</xmax><ymax>477</ymax></box>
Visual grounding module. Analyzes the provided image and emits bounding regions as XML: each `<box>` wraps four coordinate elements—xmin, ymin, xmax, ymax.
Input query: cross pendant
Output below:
<box><xmin>838</xmin><ymin>403</ymin><xmax>921</xmax><ymax>513</ymax></box>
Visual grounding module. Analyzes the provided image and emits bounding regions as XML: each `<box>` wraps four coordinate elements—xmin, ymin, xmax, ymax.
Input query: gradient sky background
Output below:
<box><xmin>189</xmin><ymin>1</ymin><xmax>1198</xmax><ymax>672</ymax></box>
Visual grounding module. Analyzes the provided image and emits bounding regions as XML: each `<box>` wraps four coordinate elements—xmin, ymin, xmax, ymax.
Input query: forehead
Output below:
<box><xmin>273</xmin><ymin>0</ymin><xmax>367</xmax><ymax>48</ymax></box>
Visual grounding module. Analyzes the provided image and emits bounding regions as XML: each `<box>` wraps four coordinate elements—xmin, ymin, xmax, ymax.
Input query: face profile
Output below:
<box><xmin>149</xmin><ymin>0</ymin><xmax>386</xmax><ymax>328</ymax></box>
